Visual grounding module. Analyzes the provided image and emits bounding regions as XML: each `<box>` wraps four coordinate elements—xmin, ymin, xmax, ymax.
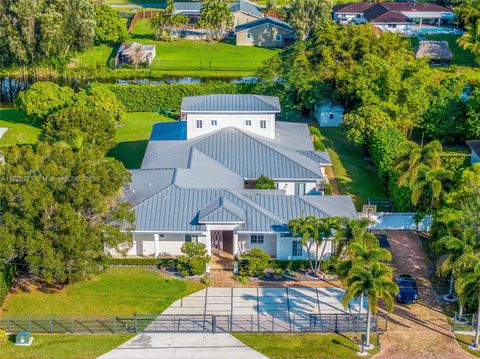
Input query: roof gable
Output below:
<box><xmin>198</xmin><ymin>196</ymin><xmax>246</xmax><ymax>223</ymax></box>
<box><xmin>234</xmin><ymin>17</ymin><xmax>293</xmax><ymax>33</ymax></box>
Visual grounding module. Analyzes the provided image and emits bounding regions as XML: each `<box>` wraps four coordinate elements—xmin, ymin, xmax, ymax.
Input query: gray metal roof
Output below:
<box><xmin>234</xmin><ymin>16</ymin><xmax>293</xmax><ymax>33</ymax></box>
<box><xmin>229</xmin><ymin>0</ymin><xmax>263</xmax><ymax>18</ymax></box>
<box><xmin>198</xmin><ymin>196</ymin><xmax>246</xmax><ymax>223</ymax></box>
<box><xmin>141</xmin><ymin>123</ymin><xmax>329</xmax><ymax>180</ymax></box>
<box><xmin>181</xmin><ymin>94</ymin><xmax>281</xmax><ymax>113</ymax></box>
<box><xmin>132</xmin><ymin>185</ymin><xmax>357</xmax><ymax>232</ymax></box>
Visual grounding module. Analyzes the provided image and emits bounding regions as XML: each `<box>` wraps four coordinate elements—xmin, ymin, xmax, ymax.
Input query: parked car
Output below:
<box><xmin>394</xmin><ymin>274</ymin><xmax>418</xmax><ymax>304</ymax></box>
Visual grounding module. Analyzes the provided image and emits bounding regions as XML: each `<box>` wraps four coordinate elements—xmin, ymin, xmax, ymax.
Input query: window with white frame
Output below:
<box><xmin>292</xmin><ymin>240</ymin><xmax>302</xmax><ymax>257</ymax></box>
<box><xmin>260</xmin><ymin>120</ymin><xmax>266</xmax><ymax>129</ymax></box>
<box><xmin>294</xmin><ymin>183</ymin><xmax>306</xmax><ymax>195</ymax></box>
<box><xmin>387</xmin><ymin>24</ymin><xmax>397</xmax><ymax>28</ymax></box>
<box><xmin>158</xmin><ymin>234</ymin><xmax>165</xmax><ymax>239</ymax></box>
<box><xmin>185</xmin><ymin>234</ymin><xmax>198</xmax><ymax>243</ymax></box>
<box><xmin>275</xmin><ymin>34</ymin><xmax>282</xmax><ymax>41</ymax></box>
<box><xmin>247</xmin><ymin>32</ymin><xmax>252</xmax><ymax>39</ymax></box>
<box><xmin>250</xmin><ymin>234</ymin><xmax>264</xmax><ymax>244</ymax></box>
<box><xmin>196</xmin><ymin>120</ymin><xmax>203</xmax><ymax>129</ymax></box>
<box><xmin>245</xmin><ymin>120</ymin><xmax>252</xmax><ymax>126</ymax></box>
<box><xmin>211</xmin><ymin>120</ymin><xmax>217</xmax><ymax>126</ymax></box>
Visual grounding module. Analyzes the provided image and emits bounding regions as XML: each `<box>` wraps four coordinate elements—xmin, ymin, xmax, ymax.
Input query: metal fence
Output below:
<box><xmin>453</xmin><ymin>313</ymin><xmax>475</xmax><ymax>333</ymax></box>
<box><xmin>0</xmin><ymin>313</ymin><xmax>388</xmax><ymax>335</ymax></box>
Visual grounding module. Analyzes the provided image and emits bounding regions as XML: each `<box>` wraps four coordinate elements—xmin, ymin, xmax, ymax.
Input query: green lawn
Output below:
<box><xmin>456</xmin><ymin>334</ymin><xmax>480</xmax><ymax>358</ymax></box>
<box><xmin>129</xmin><ymin>19</ymin><xmax>280</xmax><ymax>72</ymax></box>
<box><xmin>0</xmin><ymin>108</ymin><xmax>42</xmax><ymax>147</ymax></box>
<box><xmin>233</xmin><ymin>333</ymin><xmax>379</xmax><ymax>359</ymax></box>
<box><xmin>75</xmin><ymin>44</ymin><xmax>116</xmax><ymax>67</ymax></box>
<box><xmin>0</xmin><ymin>334</ymin><xmax>133</xmax><ymax>359</ymax></box>
<box><xmin>319</xmin><ymin>127</ymin><xmax>387</xmax><ymax>210</ymax></box>
<box><xmin>108</xmin><ymin>112</ymin><xmax>174</xmax><ymax>169</ymax></box>
<box><xmin>1</xmin><ymin>267</ymin><xmax>204</xmax><ymax>317</ymax></box>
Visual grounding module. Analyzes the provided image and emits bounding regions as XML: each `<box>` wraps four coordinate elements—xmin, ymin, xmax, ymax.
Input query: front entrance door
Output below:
<box><xmin>211</xmin><ymin>230</ymin><xmax>223</xmax><ymax>251</ymax></box>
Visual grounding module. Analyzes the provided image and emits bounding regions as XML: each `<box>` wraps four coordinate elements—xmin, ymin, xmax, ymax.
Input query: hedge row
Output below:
<box><xmin>102</xmin><ymin>82</ymin><xmax>254</xmax><ymax>112</ymax></box>
<box><xmin>106</xmin><ymin>257</ymin><xmax>177</xmax><ymax>267</ymax></box>
<box><xmin>0</xmin><ymin>264</ymin><xmax>16</xmax><ymax>305</ymax></box>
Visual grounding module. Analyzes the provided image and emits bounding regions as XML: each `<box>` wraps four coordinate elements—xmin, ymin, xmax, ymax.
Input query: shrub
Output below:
<box><xmin>239</xmin><ymin>248</ymin><xmax>271</xmax><ymax>277</ymax></box>
<box><xmin>323</xmin><ymin>183</ymin><xmax>333</xmax><ymax>195</ymax></box>
<box><xmin>0</xmin><ymin>330</ymin><xmax>7</xmax><ymax>346</ymax></box>
<box><xmin>255</xmin><ymin>175</ymin><xmax>275</xmax><ymax>190</ymax></box>
<box><xmin>270</xmin><ymin>260</ymin><xmax>310</xmax><ymax>271</ymax></box>
<box><xmin>106</xmin><ymin>257</ymin><xmax>177</xmax><ymax>267</ymax></box>
<box><xmin>309</xmin><ymin>126</ymin><xmax>326</xmax><ymax>151</ymax></box>
<box><xmin>0</xmin><ymin>264</ymin><xmax>16</xmax><ymax>306</ymax></box>
<box><xmin>103</xmin><ymin>82</ymin><xmax>253</xmax><ymax>112</ymax></box>
<box><xmin>234</xmin><ymin>274</ymin><xmax>248</xmax><ymax>284</ymax></box>
<box><xmin>177</xmin><ymin>242</ymin><xmax>210</xmax><ymax>276</ymax></box>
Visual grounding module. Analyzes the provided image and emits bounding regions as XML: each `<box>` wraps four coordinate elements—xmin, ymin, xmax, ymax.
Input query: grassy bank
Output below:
<box><xmin>0</xmin><ymin>108</ymin><xmax>42</xmax><ymax>147</ymax></box>
<box><xmin>0</xmin><ymin>334</ymin><xmax>133</xmax><ymax>359</ymax></box>
<box><xmin>233</xmin><ymin>333</ymin><xmax>379</xmax><ymax>359</ymax></box>
<box><xmin>1</xmin><ymin>267</ymin><xmax>204</xmax><ymax>317</ymax></box>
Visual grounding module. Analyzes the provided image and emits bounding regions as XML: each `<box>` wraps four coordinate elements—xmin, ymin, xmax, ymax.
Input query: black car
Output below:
<box><xmin>394</xmin><ymin>274</ymin><xmax>418</xmax><ymax>304</ymax></box>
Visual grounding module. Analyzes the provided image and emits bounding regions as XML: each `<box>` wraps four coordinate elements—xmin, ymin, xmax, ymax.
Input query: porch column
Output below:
<box><xmin>205</xmin><ymin>228</ymin><xmax>212</xmax><ymax>273</ymax></box>
<box><xmin>233</xmin><ymin>232</ymin><xmax>239</xmax><ymax>256</ymax></box>
<box><xmin>154</xmin><ymin>234</ymin><xmax>160</xmax><ymax>258</ymax></box>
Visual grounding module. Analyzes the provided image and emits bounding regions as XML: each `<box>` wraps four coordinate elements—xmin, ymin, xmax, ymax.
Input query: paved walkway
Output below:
<box><xmin>376</xmin><ymin>231</ymin><xmax>475</xmax><ymax>359</ymax></box>
<box><xmin>98</xmin><ymin>333</ymin><xmax>268</xmax><ymax>359</ymax></box>
<box><xmin>163</xmin><ymin>286</ymin><xmax>366</xmax><ymax>317</ymax></box>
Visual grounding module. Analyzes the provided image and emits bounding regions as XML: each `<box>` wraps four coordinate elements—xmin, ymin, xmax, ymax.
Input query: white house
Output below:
<box><xmin>333</xmin><ymin>2</ymin><xmax>456</xmax><ymax>34</ymax></box>
<box><xmin>315</xmin><ymin>102</ymin><xmax>344</xmax><ymax>127</ymax></box>
<box><xmin>467</xmin><ymin>140</ymin><xmax>480</xmax><ymax>164</ymax></box>
<box><xmin>115</xmin><ymin>94</ymin><xmax>358</xmax><ymax>268</ymax></box>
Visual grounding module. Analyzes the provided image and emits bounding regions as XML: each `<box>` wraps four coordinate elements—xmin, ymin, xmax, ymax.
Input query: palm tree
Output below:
<box><xmin>457</xmin><ymin>19</ymin><xmax>480</xmax><ymax>62</ymax></box>
<box><xmin>393</xmin><ymin>140</ymin><xmax>443</xmax><ymax>188</ymax></box>
<box><xmin>289</xmin><ymin>215</ymin><xmax>341</xmax><ymax>275</ymax></box>
<box><xmin>150</xmin><ymin>0</ymin><xmax>188</xmax><ymax>41</ymax></box>
<box><xmin>454</xmin><ymin>252</ymin><xmax>480</xmax><ymax>349</ymax></box>
<box><xmin>342</xmin><ymin>261</ymin><xmax>398</xmax><ymax>349</ymax></box>
<box><xmin>434</xmin><ymin>228</ymin><xmax>477</xmax><ymax>301</ymax></box>
<box><xmin>410</xmin><ymin>166</ymin><xmax>451</xmax><ymax>209</ymax></box>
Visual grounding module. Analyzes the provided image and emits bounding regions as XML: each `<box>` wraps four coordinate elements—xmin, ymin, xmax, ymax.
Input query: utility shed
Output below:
<box><xmin>315</xmin><ymin>102</ymin><xmax>344</xmax><ymax>127</ymax></box>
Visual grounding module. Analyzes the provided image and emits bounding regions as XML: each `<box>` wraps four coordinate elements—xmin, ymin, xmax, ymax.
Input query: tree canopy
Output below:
<box><xmin>282</xmin><ymin>0</ymin><xmax>333</xmax><ymax>40</ymax></box>
<box><xmin>0</xmin><ymin>0</ymin><xmax>95</xmax><ymax>66</ymax></box>
<box><xmin>197</xmin><ymin>0</ymin><xmax>233</xmax><ymax>42</ymax></box>
<box><xmin>94</xmin><ymin>4</ymin><xmax>128</xmax><ymax>44</ymax></box>
<box><xmin>150</xmin><ymin>0</ymin><xmax>188</xmax><ymax>41</ymax></box>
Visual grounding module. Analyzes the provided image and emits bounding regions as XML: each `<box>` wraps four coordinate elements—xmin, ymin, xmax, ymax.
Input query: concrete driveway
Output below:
<box><xmin>98</xmin><ymin>332</ymin><xmax>268</xmax><ymax>359</ymax></box>
<box><xmin>376</xmin><ymin>231</ymin><xmax>476</xmax><ymax>359</ymax></box>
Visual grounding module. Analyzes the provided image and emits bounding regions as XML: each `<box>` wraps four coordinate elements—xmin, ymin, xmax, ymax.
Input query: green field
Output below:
<box><xmin>108</xmin><ymin>111</ymin><xmax>174</xmax><ymax>168</ymax></box>
<box><xmin>233</xmin><ymin>333</ymin><xmax>379</xmax><ymax>359</ymax></box>
<box><xmin>0</xmin><ymin>108</ymin><xmax>42</xmax><ymax>147</ymax></box>
<box><xmin>129</xmin><ymin>19</ymin><xmax>280</xmax><ymax>72</ymax></box>
<box><xmin>0</xmin><ymin>334</ymin><xmax>133</xmax><ymax>359</ymax></box>
<box><xmin>319</xmin><ymin>127</ymin><xmax>387</xmax><ymax>210</ymax></box>
<box><xmin>75</xmin><ymin>44</ymin><xmax>116</xmax><ymax>67</ymax></box>
<box><xmin>1</xmin><ymin>267</ymin><xmax>204</xmax><ymax>317</ymax></box>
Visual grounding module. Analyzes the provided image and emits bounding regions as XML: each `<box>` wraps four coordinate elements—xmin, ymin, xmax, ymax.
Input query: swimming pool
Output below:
<box><xmin>415</xmin><ymin>27</ymin><xmax>464</xmax><ymax>35</ymax></box>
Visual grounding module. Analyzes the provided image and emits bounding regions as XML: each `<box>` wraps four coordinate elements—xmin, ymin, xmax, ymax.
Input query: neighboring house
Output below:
<box><xmin>467</xmin><ymin>140</ymin><xmax>480</xmax><ymax>164</ymax></box>
<box><xmin>333</xmin><ymin>2</ymin><xmax>455</xmax><ymax>34</ymax></box>
<box><xmin>315</xmin><ymin>102</ymin><xmax>344</xmax><ymax>127</ymax></box>
<box><xmin>116</xmin><ymin>42</ymin><xmax>156</xmax><ymax>66</ymax></box>
<box><xmin>173</xmin><ymin>0</ymin><xmax>263</xmax><ymax>27</ymax></box>
<box><xmin>415</xmin><ymin>40</ymin><xmax>453</xmax><ymax>65</ymax></box>
<box><xmin>116</xmin><ymin>94</ymin><xmax>357</xmax><ymax>263</ymax></box>
<box><xmin>235</xmin><ymin>17</ymin><xmax>294</xmax><ymax>47</ymax></box>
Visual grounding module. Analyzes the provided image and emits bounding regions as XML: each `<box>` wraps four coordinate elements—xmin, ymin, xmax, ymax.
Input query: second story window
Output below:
<box><xmin>251</xmin><ymin>235</ymin><xmax>264</xmax><ymax>244</ymax></box>
<box><xmin>260</xmin><ymin>120</ymin><xmax>266</xmax><ymax>129</ymax></box>
<box><xmin>247</xmin><ymin>32</ymin><xmax>252</xmax><ymax>39</ymax></box>
<box><xmin>211</xmin><ymin>120</ymin><xmax>217</xmax><ymax>126</ymax></box>
<box><xmin>196</xmin><ymin>120</ymin><xmax>203</xmax><ymax>129</ymax></box>
<box><xmin>245</xmin><ymin>120</ymin><xmax>252</xmax><ymax>126</ymax></box>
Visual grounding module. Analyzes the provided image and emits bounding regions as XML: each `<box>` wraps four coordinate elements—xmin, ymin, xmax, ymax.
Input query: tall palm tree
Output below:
<box><xmin>289</xmin><ymin>215</ymin><xmax>341</xmax><ymax>275</ymax></box>
<box><xmin>342</xmin><ymin>261</ymin><xmax>398</xmax><ymax>349</ymax></box>
<box><xmin>150</xmin><ymin>0</ymin><xmax>188</xmax><ymax>41</ymax></box>
<box><xmin>393</xmin><ymin>140</ymin><xmax>443</xmax><ymax>188</ymax></box>
<box><xmin>434</xmin><ymin>228</ymin><xmax>477</xmax><ymax>301</ymax></box>
<box><xmin>457</xmin><ymin>19</ymin><xmax>480</xmax><ymax>62</ymax></box>
<box><xmin>410</xmin><ymin>166</ymin><xmax>451</xmax><ymax>209</ymax></box>
<box><xmin>455</xmin><ymin>252</ymin><xmax>480</xmax><ymax>349</ymax></box>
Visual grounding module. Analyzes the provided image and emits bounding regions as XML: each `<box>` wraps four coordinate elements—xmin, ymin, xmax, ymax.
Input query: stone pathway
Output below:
<box><xmin>375</xmin><ymin>231</ymin><xmax>476</xmax><ymax>359</ymax></box>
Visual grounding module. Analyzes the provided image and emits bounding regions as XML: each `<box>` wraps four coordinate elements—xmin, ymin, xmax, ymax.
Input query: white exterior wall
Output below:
<box><xmin>276</xmin><ymin>236</ymin><xmax>333</xmax><ymax>261</ymax></box>
<box><xmin>275</xmin><ymin>181</ymin><xmax>318</xmax><ymax>195</ymax></box>
<box><xmin>374</xmin><ymin>23</ymin><xmax>411</xmax><ymax>33</ymax></box>
<box><xmin>334</xmin><ymin>13</ymin><xmax>367</xmax><ymax>24</ymax></box>
<box><xmin>185</xmin><ymin>113</ymin><xmax>276</xmax><ymax>139</ymax></box>
<box><xmin>401</xmin><ymin>11</ymin><xmax>448</xmax><ymax>20</ymax></box>
<box><xmin>238</xmin><ymin>234</ymin><xmax>277</xmax><ymax>258</ymax></box>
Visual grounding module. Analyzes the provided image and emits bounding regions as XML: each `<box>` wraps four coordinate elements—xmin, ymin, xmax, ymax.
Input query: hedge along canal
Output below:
<box><xmin>0</xmin><ymin>76</ymin><xmax>259</xmax><ymax>104</ymax></box>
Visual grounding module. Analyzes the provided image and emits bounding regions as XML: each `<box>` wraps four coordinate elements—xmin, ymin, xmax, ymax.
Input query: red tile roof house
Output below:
<box><xmin>332</xmin><ymin>2</ymin><xmax>456</xmax><ymax>34</ymax></box>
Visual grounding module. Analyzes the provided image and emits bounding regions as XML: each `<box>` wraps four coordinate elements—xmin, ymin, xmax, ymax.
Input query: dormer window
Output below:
<box><xmin>196</xmin><ymin>120</ymin><xmax>203</xmax><ymax>129</ymax></box>
<box><xmin>260</xmin><ymin>120</ymin><xmax>266</xmax><ymax>129</ymax></box>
